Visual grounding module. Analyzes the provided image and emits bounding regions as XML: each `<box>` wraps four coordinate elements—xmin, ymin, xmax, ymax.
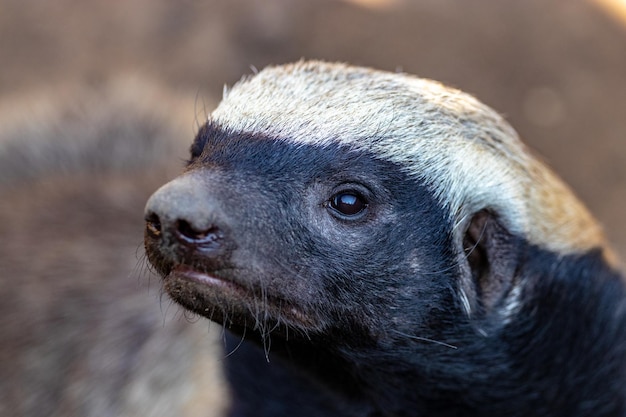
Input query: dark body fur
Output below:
<box><xmin>145</xmin><ymin>122</ymin><xmax>626</xmax><ymax>416</ymax></box>
<box><xmin>225</xmin><ymin>249</ymin><xmax>626</xmax><ymax>417</ymax></box>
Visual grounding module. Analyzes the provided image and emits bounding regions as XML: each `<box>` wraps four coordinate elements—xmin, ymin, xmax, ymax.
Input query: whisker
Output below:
<box><xmin>224</xmin><ymin>325</ymin><xmax>247</xmax><ymax>358</ymax></box>
<box><xmin>391</xmin><ymin>330</ymin><xmax>458</xmax><ymax>350</ymax></box>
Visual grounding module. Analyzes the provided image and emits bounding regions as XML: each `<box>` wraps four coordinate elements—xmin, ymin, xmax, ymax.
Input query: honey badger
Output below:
<box><xmin>144</xmin><ymin>61</ymin><xmax>626</xmax><ymax>416</ymax></box>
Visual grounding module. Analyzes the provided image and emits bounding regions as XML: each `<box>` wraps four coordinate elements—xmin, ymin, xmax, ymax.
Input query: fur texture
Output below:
<box><xmin>0</xmin><ymin>81</ymin><xmax>228</xmax><ymax>417</ymax></box>
<box><xmin>144</xmin><ymin>61</ymin><xmax>626</xmax><ymax>416</ymax></box>
<box><xmin>212</xmin><ymin>61</ymin><xmax>614</xmax><ymax>264</ymax></box>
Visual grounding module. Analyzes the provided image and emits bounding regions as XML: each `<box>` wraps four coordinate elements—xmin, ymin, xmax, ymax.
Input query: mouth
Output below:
<box><xmin>163</xmin><ymin>264</ymin><xmax>319</xmax><ymax>331</ymax></box>
<box><xmin>169</xmin><ymin>264</ymin><xmax>248</xmax><ymax>298</ymax></box>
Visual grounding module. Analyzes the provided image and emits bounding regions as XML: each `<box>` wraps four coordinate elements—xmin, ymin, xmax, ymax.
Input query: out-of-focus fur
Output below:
<box><xmin>0</xmin><ymin>80</ymin><xmax>228</xmax><ymax>417</ymax></box>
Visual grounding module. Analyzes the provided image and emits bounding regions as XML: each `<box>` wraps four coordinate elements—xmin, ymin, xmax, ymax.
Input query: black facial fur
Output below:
<box><xmin>144</xmin><ymin>122</ymin><xmax>626</xmax><ymax>417</ymax></box>
<box><xmin>146</xmin><ymin>123</ymin><xmax>460</xmax><ymax>346</ymax></box>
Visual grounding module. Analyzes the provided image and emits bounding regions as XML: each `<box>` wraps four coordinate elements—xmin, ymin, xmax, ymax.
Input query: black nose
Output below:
<box><xmin>144</xmin><ymin>211</ymin><xmax>225</xmax><ymax>251</ymax></box>
<box><xmin>144</xmin><ymin>172</ymin><xmax>232</xmax><ymax>260</ymax></box>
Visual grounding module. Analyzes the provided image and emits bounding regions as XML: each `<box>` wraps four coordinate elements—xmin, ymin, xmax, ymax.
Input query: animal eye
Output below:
<box><xmin>329</xmin><ymin>192</ymin><xmax>368</xmax><ymax>217</ymax></box>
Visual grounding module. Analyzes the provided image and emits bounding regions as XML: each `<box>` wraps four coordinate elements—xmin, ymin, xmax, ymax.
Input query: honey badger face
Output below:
<box><xmin>144</xmin><ymin>123</ymin><xmax>458</xmax><ymax>344</ymax></box>
<box><xmin>144</xmin><ymin>61</ymin><xmax>617</xmax><ymax>344</ymax></box>
<box><xmin>146</xmin><ymin>62</ymin><xmax>615</xmax><ymax>342</ymax></box>
<box><xmin>144</xmin><ymin>62</ymin><xmax>626</xmax><ymax>414</ymax></box>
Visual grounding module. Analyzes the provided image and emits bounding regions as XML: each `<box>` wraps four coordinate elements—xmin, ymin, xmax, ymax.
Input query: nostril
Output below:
<box><xmin>175</xmin><ymin>219</ymin><xmax>222</xmax><ymax>245</ymax></box>
<box><xmin>145</xmin><ymin>212</ymin><xmax>162</xmax><ymax>238</ymax></box>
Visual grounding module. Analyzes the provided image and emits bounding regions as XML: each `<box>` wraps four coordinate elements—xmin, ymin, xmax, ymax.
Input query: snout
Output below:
<box><xmin>143</xmin><ymin>171</ymin><xmax>235</xmax><ymax>270</ymax></box>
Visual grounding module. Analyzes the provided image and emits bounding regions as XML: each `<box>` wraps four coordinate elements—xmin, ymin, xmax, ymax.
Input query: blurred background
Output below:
<box><xmin>1</xmin><ymin>0</ymin><xmax>625</xmax><ymax>254</ymax></box>
<box><xmin>0</xmin><ymin>1</ymin><xmax>625</xmax><ymax>415</ymax></box>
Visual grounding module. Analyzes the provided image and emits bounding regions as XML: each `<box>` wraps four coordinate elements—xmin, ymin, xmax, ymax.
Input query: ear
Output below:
<box><xmin>461</xmin><ymin>210</ymin><xmax>523</xmax><ymax>316</ymax></box>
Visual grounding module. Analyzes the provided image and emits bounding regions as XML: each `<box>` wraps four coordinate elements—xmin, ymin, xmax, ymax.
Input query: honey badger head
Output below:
<box><xmin>144</xmin><ymin>61</ymin><xmax>621</xmax><ymax>361</ymax></box>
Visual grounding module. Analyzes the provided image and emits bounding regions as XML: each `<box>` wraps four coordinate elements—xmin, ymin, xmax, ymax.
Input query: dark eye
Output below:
<box><xmin>329</xmin><ymin>192</ymin><xmax>368</xmax><ymax>217</ymax></box>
